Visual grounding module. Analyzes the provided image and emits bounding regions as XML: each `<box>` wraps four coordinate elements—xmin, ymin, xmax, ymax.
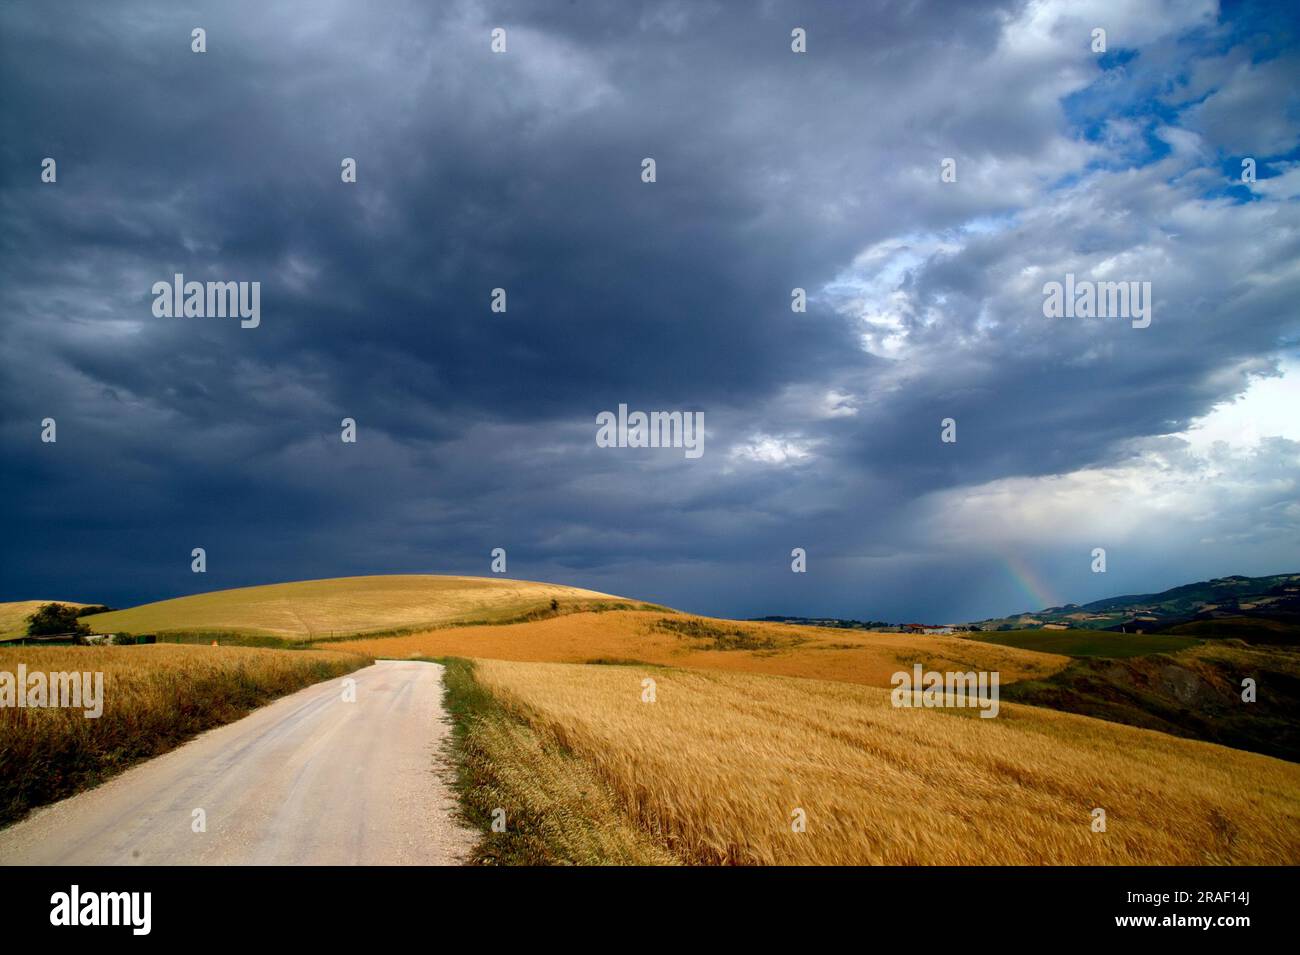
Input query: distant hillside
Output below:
<box><xmin>750</xmin><ymin>615</ymin><xmax>894</xmax><ymax>630</ymax></box>
<box><xmin>972</xmin><ymin>573</ymin><xmax>1300</xmax><ymax>640</ymax></box>
<box><xmin>963</xmin><ymin>572</ymin><xmax>1300</xmax><ymax>762</ymax></box>
<box><xmin>1001</xmin><ymin>639</ymin><xmax>1300</xmax><ymax>763</ymax></box>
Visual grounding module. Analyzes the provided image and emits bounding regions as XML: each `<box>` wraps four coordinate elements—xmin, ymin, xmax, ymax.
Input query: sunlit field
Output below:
<box><xmin>463</xmin><ymin>659</ymin><xmax>1300</xmax><ymax>865</ymax></box>
<box><xmin>331</xmin><ymin>610</ymin><xmax>1070</xmax><ymax>688</ymax></box>
<box><xmin>81</xmin><ymin>575</ymin><xmax>633</xmax><ymax>641</ymax></box>
<box><xmin>0</xmin><ymin>600</ymin><xmax>92</xmax><ymax>640</ymax></box>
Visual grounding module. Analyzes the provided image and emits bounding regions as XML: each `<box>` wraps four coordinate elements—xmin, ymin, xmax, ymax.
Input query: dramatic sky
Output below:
<box><xmin>2</xmin><ymin>0</ymin><xmax>1298</xmax><ymax>621</ymax></box>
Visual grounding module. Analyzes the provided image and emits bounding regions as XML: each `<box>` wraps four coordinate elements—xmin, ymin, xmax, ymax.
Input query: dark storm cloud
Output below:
<box><xmin>2</xmin><ymin>0</ymin><xmax>1298</xmax><ymax>619</ymax></box>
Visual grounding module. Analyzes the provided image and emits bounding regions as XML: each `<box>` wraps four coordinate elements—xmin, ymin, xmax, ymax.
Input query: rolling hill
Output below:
<box><xmin>0</xmin><ymin>600</ymin><xmax>94</xmax><ymax>640</ymax></box>
<box><xmin>79</xmin><ymin>575</ymin><xmax>648</xmax><ymax>642</ymax></box>
<box><xmin>959</xmin><ymin>575</ymin><xmax>1300</xmax><ymax>760</ymax></box>
<box><xmin>972</xmin><ymin>572</ymin><xmax>1300</xmax><ymax>636</ymax></box>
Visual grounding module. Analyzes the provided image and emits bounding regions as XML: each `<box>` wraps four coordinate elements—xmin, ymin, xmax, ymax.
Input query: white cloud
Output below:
<box><xmin>729</xmin><ymin>434</ymin><xmax>818</xmax><ymax>466</ymax></box>
<box><xmin>1184</xmin><ymin>357</ymin><xmax>1300</xmax><ymax>450</ymax></box>
<box><xmin>922</xmin><ymin>358</ymin><xmax>1300</xmax><ymax>549</ymax></box>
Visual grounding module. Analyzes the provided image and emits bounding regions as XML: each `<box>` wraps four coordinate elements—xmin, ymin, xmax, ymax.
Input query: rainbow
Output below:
<box><xmin>1001</xmin><ymin>553</ymin><xmax>1063</xmax><ymax>613</ymax></box>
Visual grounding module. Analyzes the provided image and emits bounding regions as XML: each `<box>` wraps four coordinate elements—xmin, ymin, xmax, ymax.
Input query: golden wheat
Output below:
<box><xmin>471</xmin><ymin>659</ymin><xmax>1300</xmax><ymax>865</ymax></box>
<box><xmin>83</xmin><ymin>575</ymin><xmax>626</xmax><ymax>640</ymax></box>
<box><xmin>333</xmin><ymin>610</ymin><xmax>1068</xmax><ymax>688</ymax></box>
<box><xmin>458</xmin><ymin>693</ymin><xmax>678</xmax><ymax>865</ymax></box>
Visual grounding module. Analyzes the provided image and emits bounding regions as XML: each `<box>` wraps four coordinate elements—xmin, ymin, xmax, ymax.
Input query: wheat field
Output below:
<box><xmin>0</xmin><ymin>600</ymin><xmax>92</xmax><ymax>640</ymax></box>
<box><xmin>82</xmin><ymin>575</ymin><xmax>630</xmax><ymax>640</ymax></box>
<box><xmin>0</xmin><ymin>644</ymin><xmax>370</xmax><ymax>825</ymax></box>
<box><xmin>333</xmin><ymin>610</ymin><xmax>1070</xmax><ymax>688</ymax></box>
<box><xmin>470</xmin><ymin>659</ymin><xmax>1300</xmax><ymax>865</ymax></box>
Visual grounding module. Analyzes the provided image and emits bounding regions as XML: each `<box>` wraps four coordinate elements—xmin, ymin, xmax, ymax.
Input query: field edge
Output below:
<box><xmin>435</xmin><ymin>656</ymin><xmax>676</xmax><ymax>866</ymax></box>
<box><xmin>0</xmin><ymin>646</ymin><xmax>374</xmax><ymax>830</ymax></box>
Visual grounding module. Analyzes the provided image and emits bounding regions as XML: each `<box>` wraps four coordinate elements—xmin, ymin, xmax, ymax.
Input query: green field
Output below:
<box><xmin>1166</xmin><ymin>615</ymin><xmax>1300</xmax><ymax>645</ymax></box>
<box><xmin>964</xmin><ymin>628</ymin><xmax>1200</xmax><ymax>658</ymax></box>
<box><xmin>80</xmin><ymin>575</ymin><xmax>638</xmax><ymax>642</ymax></box>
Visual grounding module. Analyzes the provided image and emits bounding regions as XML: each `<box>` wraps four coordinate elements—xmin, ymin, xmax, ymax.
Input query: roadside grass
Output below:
<box><xmin>461</xmin><ymin>659</ymin><xmax>1300</xmax><ymax>865</ymax></box>
<box><xmin>964</xmin><ymin>628</ymin><xmax>1200</xmax><ymax>658</ymax></box>
<box><xmin>434</xmin><ymin>657</ymin><xmax>677</xmax><ymax>865</ymax></box>
<box><xmin>0</xmin><ymin>644</ymin><xmax>371</xmax><ymax>828</ymax></box>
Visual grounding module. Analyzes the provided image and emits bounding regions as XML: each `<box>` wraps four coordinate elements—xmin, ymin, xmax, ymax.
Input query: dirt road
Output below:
<box><xmin>0</xmin><ymin>660</ymin><xmax>474</xmax><ymax>865</ymax></box>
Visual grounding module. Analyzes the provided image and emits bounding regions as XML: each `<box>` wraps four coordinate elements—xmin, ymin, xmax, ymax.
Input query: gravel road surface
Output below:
<box><xmin>0</xmin><ymin>660</ymin><xmax>474</xmax><ymax>865</ymax></box>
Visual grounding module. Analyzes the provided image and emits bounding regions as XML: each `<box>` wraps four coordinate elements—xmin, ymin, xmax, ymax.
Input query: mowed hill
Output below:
<box><xmin>0</xmin><ymin>600</ymin><xmax>92</xmax><ymax>639</ymax></box>
<box><xmin>82</xmin><ymin>575</ymin><xmax>641</xmax><ymax>641</ymax></box>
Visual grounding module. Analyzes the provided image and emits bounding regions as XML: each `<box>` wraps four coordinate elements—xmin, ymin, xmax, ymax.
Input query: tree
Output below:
<box><xmin>26</xmin><ymin>603</ymin><xmax>90</xmax><ymax>637</ymax></box>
